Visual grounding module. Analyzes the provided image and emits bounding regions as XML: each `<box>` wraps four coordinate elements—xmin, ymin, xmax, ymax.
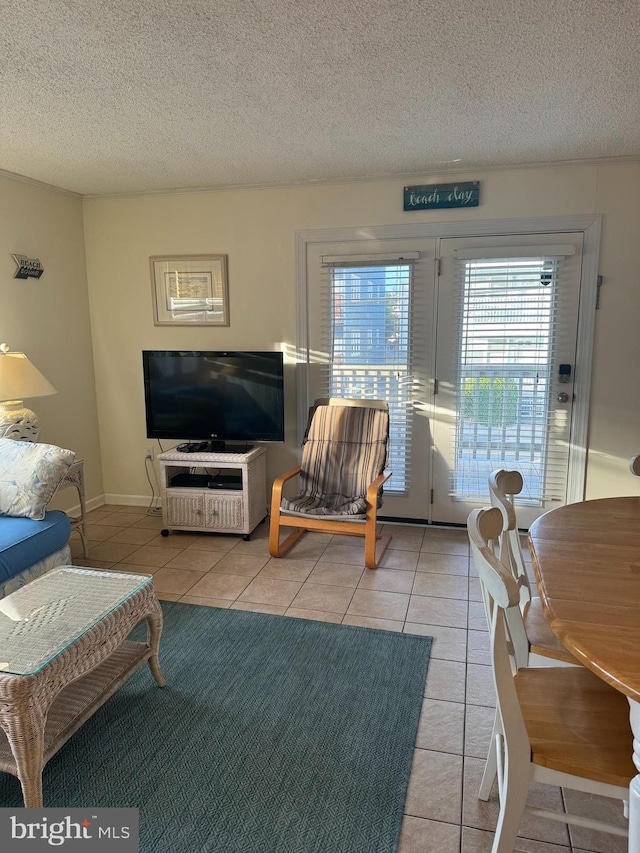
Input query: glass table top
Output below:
<box><xmin>0</xmin><ymin>567</ymin><xmax>152</xmax><ymax>676</ymax></box>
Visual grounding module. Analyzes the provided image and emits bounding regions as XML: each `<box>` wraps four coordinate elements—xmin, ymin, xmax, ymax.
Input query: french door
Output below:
<box><xmin>304</xmin><ymin>237</ymin><xmax>437</xmax><ymax>520</ymax></box>
<box><xmin>430</xmin><ymin>233</ymin><xmax>583</xmax><ymax>526</ymax></box>
<box><xmin>301</xmin><ymin>226</ymin><xmax>591</xmax><ymax>527</ymax></box>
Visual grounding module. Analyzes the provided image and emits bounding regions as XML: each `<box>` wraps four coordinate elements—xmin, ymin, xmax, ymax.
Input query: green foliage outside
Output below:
<box><xmin>462</xmin><ymin>377</ymin><xmax>519</xmax><ymax>427</ymax></box>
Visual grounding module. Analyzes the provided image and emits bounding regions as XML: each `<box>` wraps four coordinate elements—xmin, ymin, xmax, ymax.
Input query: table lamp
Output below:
<box><xmin>0</xmin><ymin>344</ymin><xmax>57</xmax><ymax>441</ymax></box>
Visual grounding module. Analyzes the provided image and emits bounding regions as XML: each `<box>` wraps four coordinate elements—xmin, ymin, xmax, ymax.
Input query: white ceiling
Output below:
<box><xmin>2</xmin><ymin>0</ymin><xmax>639</xmax><ymax>196</ymax></box>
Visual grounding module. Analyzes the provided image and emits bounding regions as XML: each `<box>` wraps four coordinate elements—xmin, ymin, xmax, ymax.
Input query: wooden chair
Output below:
<box><xmin>488</xmin><ymin>470</ymin><xmax>579</xmax><ymax>667</ymax></box>
<box><xmin>269</xmin><ymin>398</ymin><xmax>392</xmax><ymax>569</ymax></box>
<box><xmin>468</xmin><ymin>506</ymin><xmax>632</xmax><ymax>852</ymax></box>
<box><xmin>480</xmin><ymin>471</ymin><xmax>582</xmax><ymax>798</ymax></box>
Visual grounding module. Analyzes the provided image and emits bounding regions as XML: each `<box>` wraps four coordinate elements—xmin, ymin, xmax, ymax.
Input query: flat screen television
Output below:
<box><xmin>142</xmin><ymin>350</ymin><xmax>284</xmax><ymax>447</ymax></box>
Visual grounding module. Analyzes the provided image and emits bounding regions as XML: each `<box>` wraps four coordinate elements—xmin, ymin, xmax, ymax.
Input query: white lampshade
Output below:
<box><xmin>0</xmin><ymin>351</ymin><xmax>57</xmax><ymax>402</ymax></box>
<box><xmin>0</xmin><ymin>347</ymin><xmax>57</xmax><ymax>441</ymax></box>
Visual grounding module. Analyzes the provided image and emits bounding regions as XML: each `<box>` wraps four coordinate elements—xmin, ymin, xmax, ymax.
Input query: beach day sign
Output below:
<box><xmin>404</xmin><ymin>181</ymin><xmax>480</xmax><ymax>210</ymax></box>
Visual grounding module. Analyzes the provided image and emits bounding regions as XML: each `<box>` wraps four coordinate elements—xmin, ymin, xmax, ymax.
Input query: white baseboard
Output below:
<box><xmin>103</xmin><ymin>493</ymin><xmax>162</xmax><ymax>510</ymax></box>
<box><xmin>54</xmin><ymin>493</ymin><xmax>106</xmax><ymax>517</ymax></box>
<box><xmin>85</xmin><ymin>494</ymin><xmax>109</xmax><ymax>513</ymax></box>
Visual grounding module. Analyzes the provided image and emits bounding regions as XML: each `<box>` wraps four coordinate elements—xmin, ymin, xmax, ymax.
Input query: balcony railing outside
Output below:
<box><xmin>330</xmin><ymin>366</ymin><xmax>408</xmax><ymax>492</ymax></box>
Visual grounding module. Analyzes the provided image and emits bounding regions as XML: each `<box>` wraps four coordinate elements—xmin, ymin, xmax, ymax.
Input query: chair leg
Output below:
<box><xmin>363</xmin><ymin>477</ymin><xmax>392</xmax><ymax>568</ymax></box>
<box><xmin>479</xmin><ymin>709</ymin><xmax>500</xmax><ymax>800</ymax></box>
<box><xmin>268</xmin><ymin>514</ymin><xmax>306</xmax><ymax>558</ymax></box>
<box><xmin>491</xmin><ymin>740</ymin><xmax>530</xmax><ymax>853</ymax></box>
<box><xmin>269</xmin><ymin>468</ymin><xmax>307</xmax><ymax>559</ymax></box>
<box><xmin>364</xmin><ymin>530</ymin><xmax>392</xmax><ymax>569</ymax></box>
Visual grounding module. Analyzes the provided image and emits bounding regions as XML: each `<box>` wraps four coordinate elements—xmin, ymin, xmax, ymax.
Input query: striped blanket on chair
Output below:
<box><xmin>280</xmin><ymin>404</ymin><xmax>389</xmax><ymax>517</ymax></box>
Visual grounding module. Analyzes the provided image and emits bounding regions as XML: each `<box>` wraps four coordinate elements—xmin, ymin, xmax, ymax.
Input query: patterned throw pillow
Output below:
<box><xmin>0</xmin><ymin>439</ymin><xmax>76</xmax><ymax>520</ymax></box>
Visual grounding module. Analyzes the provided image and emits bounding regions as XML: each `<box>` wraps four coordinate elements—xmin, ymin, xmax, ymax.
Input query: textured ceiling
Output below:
<box><xmin>1</xmin><ymin>0</ymin><xmax>639</xmax><ymax>196</ymax></box>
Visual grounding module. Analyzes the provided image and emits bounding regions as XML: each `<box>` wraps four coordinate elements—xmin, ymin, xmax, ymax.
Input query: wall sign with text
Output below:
<box><xmin>12</xmin><ymin>254</ymin><xmax>44</xmax><ymax>279</ymax></box>
<box><xmin>404</xmin><ymin>181</ymin><xmax>480</xmax><ymax>210</ymax></box>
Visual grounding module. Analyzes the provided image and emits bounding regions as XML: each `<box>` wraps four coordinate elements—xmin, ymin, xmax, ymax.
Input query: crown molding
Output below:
<box><xmin>82</xmin><ymin>155</ymin><xmax>640</xmax><ymax>200</ymax></box>
<box><xmin>0</xmin><ymin>168</ymin><xmax>81</xmax><ymax>198</ymax></box>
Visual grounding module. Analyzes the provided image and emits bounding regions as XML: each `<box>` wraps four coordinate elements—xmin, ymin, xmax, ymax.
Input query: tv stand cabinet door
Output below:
<box><xmin>205</xmin><ymin>495</ymin><xmax>244</xmax><ymax>531</ymax></box>
<box><xmin>165</xmin><ymin>492</ymin><xmax>206</xmax><ymax>528</ymax></box>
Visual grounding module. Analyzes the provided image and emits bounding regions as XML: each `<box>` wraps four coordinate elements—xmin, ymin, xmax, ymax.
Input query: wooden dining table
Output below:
<box><xmin>528</xmin><ymin>496</ymin><xmax>640</xmax><ymax>852</ymax></box>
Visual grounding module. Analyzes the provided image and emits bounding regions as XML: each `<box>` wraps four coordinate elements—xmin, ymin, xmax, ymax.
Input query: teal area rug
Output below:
<box><xmin>0</xmin><ymin>603</ymin><xmax>431</xmax><ymax>853</ymax></box>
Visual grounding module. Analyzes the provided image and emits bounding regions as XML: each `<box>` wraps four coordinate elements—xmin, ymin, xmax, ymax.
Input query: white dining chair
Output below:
<box><xmin>488</xmin><ymin>469</ymin><xmax>578</xmax><ymax>667</ymax></box>
<box><xmin>478</xmin><ymin>471</ymin><xmax>583</xmax><ymax>799</ymax></box>
<box><xmin>468</xmin><ymin>506</ymin><xmax>632</xmax><ymax>852</ymax></box>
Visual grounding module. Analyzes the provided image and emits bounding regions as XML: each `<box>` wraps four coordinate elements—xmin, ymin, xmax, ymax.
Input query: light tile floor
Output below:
<box><xmin>70</xmin><ymin>507</ymin><xmax>628</xmax><ymax>853</ymax></box>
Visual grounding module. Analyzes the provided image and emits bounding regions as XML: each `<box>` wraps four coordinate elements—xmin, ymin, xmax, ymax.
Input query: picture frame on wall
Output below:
<box><xmin>150</xmin><ymin>254</ymin><xmax>229</xmax><ymax>326</ymax></box>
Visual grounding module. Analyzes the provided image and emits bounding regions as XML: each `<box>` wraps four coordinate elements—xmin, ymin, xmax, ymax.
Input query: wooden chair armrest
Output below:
<box><xmin>272</xmin><ymin>466</ymin><xmax>302</xmax><ymax>488</ymax></box>
<box><xmin>269</xmin><ymin>465</ymin><xmax>304</xmax><ymax>558</ymax></box>
<box><xmin>271</xmin><ymin>466</ymin><xmax>302</xmax><ymax>508</ymax></box>
<box><xmin>366</xmin><ymin>471</ymin><xmax>392</xmax><ymax>505</ymax></box>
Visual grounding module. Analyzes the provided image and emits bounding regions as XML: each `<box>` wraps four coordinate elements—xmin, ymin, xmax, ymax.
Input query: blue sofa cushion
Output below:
<box><xmin>0</xmin><ymin>511</ymin><xmax>71</xmax><ymax>585</ymax></box>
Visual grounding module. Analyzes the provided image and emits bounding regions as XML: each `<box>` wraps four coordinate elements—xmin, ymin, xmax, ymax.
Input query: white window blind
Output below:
<box><xmin>450</xmin><ymin>252</ymin><xmax>574</xmax><ymax>503</ymax></box>
<box><xmin>319</xmin><ymin>255</ymin><xmax>418</xmax><ymax>492</ymax></box>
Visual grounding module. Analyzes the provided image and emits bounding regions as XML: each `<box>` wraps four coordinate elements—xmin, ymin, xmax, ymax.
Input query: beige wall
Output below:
<box><xmin>583</xmin><ymin>164</ymin><xmax>640</xmax><ymax>497</ymax></box>
<box><xmin>82</xmin><ymin>162</ymin><xmax>640</xmax><ymax>507</ymax></box>
<box><xmin>0</xmin><ymin>174</ymin><xmax>103</xmax><ymax>511</ymax></box>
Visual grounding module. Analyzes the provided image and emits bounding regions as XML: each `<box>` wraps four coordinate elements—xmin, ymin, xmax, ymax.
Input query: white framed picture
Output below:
<box><xmin>150</xmin><ymin>254</ymin><xmax>229</xmax><ymax>326</ymax></box>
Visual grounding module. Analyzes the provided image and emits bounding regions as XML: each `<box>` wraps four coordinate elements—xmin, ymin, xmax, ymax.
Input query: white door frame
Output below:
<box><xmin>296</xmin><ymin>214</ymin><xmax>601</xmax><ymax>506</ymax></box>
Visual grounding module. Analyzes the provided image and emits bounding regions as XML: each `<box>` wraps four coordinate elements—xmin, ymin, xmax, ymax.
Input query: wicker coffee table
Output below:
<box><xmin>0</xmin><ymin>566</ymin><xmax>165</xmax><ymax>807</ymax></box>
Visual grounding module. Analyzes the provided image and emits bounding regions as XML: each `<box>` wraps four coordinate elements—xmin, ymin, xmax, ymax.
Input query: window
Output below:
<box><xmin>320</xmin><ymin>259</ymin><xmax>416</xmax><ymax>492</ymax></box>
<box><xmin>452</xmin><ymin>255</ymin><xmax>569</xmax><ymax>503</ymax></box>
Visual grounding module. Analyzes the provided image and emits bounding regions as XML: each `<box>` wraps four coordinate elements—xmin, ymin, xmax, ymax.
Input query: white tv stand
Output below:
<box><xmin>157</xmin><ymin>446</ymin><xmax>267</xmax><ymax>540</ymax></box>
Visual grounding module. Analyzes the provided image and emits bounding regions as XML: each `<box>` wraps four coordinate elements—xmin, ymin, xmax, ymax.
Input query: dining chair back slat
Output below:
<box><xmin>488</xmin><ymin>468</ymin><xmax>578</xmax><ymax>668</ymax></box>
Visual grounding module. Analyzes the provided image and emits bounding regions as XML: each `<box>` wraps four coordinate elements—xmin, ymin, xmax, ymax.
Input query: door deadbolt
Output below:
<box><xmin>557</xmin><ymin>392</ymin><xmax>569</xmax><ymax>403</ymax></box>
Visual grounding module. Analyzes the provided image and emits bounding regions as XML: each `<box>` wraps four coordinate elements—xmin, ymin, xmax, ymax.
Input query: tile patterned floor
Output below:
<box><xmin>70</xmin><ymin>507</ymin><xmax>628</xmax><ymax>853</ymax></box>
